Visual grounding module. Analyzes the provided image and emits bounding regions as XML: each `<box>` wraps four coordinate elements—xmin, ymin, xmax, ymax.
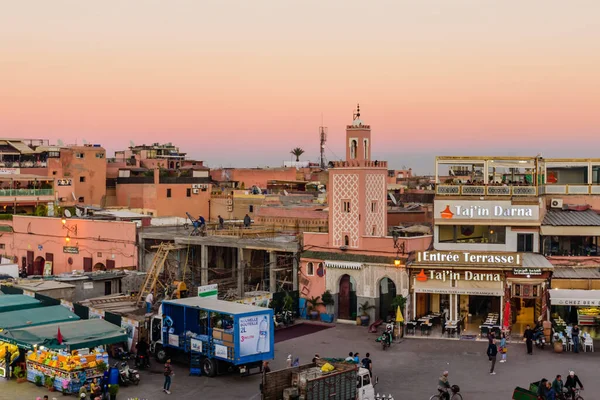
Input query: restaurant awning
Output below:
<box><xmin>549</xmin><ymin>289</ymin><xmax>600</xmax><ymax>307</ymax></box>
<box><xmin>0</xmin><ymin>294</ymin><xmax>43</xmax><ymax>313</ymax></box>
<box><xmin>0</xmin><ymin>319</ymin><xmax>127</xmax><ymax>350</ymax></box>
<box><xmin>0</xmin><ymin>305</ymin><xmax>79</xmax><ymax>330</ymax></box>
<box><xmin>324</xmin><ymin>260</ymin><xmax>363</xmax><ymax>270</ymax></box>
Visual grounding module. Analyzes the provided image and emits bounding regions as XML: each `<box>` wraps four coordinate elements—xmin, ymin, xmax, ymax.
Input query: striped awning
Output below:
<box><xmin>324</xmin><ymin>261</ymin><xmax>363</xmax><ymax>270</ymax></box>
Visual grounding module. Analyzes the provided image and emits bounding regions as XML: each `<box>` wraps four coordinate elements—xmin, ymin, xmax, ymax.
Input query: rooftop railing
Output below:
<box><xmin>436</xmin><ymin>184</ymin><xmax>537</xmax><ymax>196</ymax></box>
<box><xmin>540</xmin><ymin>185</ymin><xmax>600</xmax><ymax>195</ymax></box>
<box><xmin>0</xmin><ymin>189</ymin><xmax>53</xmax><ymax>197</ymax></box>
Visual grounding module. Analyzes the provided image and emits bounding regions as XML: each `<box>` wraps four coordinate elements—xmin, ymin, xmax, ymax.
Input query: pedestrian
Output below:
<box><xmin>546</xmin><ymin>380</ymin><xmax>556</xmax><ymax>400</ymax></box>
<box><xmin>499</xmin><ymin>333</ymin><xmax>507</xmax><ymax>363</ymax></box>
<box><xmin>552</xmin><ymin>375</ymin><xmax>563</xmax><ymax>396</ymax></box>
<box><xmin>262</xmin><ymin>361</ymin><xmax>271</xmax><ymax>374</ymax></box>
<box><xmin>353</xmin><ymin>353</ymin><xmax>360</xmax><ymax>363</ymax></box>
<box><xmin>145</xmin><ymin>291</ymin><xmax>154</xmax><ymax>314</ymax></box>
<box><xmin>43</xmin><ymin>396</ymin><xmax>49</xmax><ymax>400</ymax></box>
<box><xmin>292</xmin><ymin>357</ymin><xmax>299</xmax><ymax>367</ymax></box>
<box><xmin>487</xmin><ymin>338</ymin><xmax>498</xmax><ymax>375</ymax></box>
<box><xmin>345</xmin><ymin>352</ymin><xmax>354</xmax><ymax>362</ymax></box>
<box><xmin>312</xmin><ymin>354</ymin><xmax>320</xmax><ymax>363</ymax></box>
<box><xmin>163</xmin><ymin>359</ymin><xmax>173</xmax><ymax>395</ymax></box>
<box><xmin>286</xmin><ymin>354</ymin><xmax>292</xmax><ymax>368</ymax></box>
<box><xmin>524</xmin><ymin>325</ymin><xmax>534</xmax><ymax>355</ymax></box>
<box><xmin>487</xmin><ymin>330</ymin><xmax>495</xmax><ymax>344</ymax></box>
<box><xmin>571</xmin><ymin>325</ymin><xmax>580</xmax><ymax>353</ymax></box>
<box><xmin>244</xmin><ymin>214</ymin><xmax>251</xmax><ymax>228</ymax></box>
<box><xmin>218</xmin><ymin>215</ymin><xmax>224</xmax><ymax>230</ymax></box>
<box><xmin>361</xmin><ymin>353</ymin><xmax>372</xmax><ymax>377</ymax></box>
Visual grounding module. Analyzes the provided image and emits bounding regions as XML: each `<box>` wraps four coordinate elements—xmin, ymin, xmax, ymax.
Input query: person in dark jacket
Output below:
<box><xmin>244</xmin><ymin>214</ymin><xmax>251</xmax><ymax>228</ymax></box>
<box><xmin>571</xmin><ymin>325</ymin><xmax>581</xmax><ymax>353</ymax></box>
<box><xmin>524</xmin><ymin>325</ymin><xmax>534</xmax><ymax>355</ymax></box>
<box><xmin>536</xmin><ymin>378</ymin><xmax>549</xmax><ymax>398</ymax></box>
<box><xmin>565</xmin><ymin>371</ymin><xmax>584</xmax><ymax>398</ymax></box>
<box><xmin>487</xmin><ymin>338</ymin><xmax>498</xmax><ymax>375</ymax></box>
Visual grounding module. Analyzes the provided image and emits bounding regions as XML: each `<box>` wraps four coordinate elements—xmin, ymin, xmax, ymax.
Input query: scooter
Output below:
<box><xmin>381</xmin><ymin>324</ymin><xmax>393</xmax><ymax>350</ymax></box>
<box><xmin>534</xmin><ymin>328</ymin><xmax>546</xmax><ymax>350</ymax></box>
<box><xmin>113</xmin><ymin>361</ymin><xmax>140</xmax><ymax>386</ymax></box>
<box><xmin>114</xmin><ymin>347</ymin><xmax>132</xmax><ymax>361</ymax></box>
<box><xmin>134</xmin><ymin>353</ymin><xmax>150</xmax><ymax>370</ymax></box>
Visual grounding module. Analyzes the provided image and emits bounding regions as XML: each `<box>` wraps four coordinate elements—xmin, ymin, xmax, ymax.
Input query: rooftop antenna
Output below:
<box><xmin>319</xmin><ymin>114</ymin><xmax>328</xmax><ymax>169</ymax></box>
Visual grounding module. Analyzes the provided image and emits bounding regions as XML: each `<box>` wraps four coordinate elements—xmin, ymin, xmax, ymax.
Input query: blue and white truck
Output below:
<box><xmin>149</xmin><ymin>297</ymin><xmax>274</xmax><ymax>377</ymax></box>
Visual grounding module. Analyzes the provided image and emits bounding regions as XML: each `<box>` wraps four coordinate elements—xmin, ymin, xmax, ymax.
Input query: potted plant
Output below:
<box><xmin>306</xmin><ymin>296</ymin><xmax>323</xmax><ymax>320</ymax></box>
<box><xmin>12</xmin><ymin>366</ymin><xmax>26</xmax><ymax>383</ymax></box>
<box><xmin>320</xmin><ymin>290</ymin><xmax>335</xmax><ymax>323</ymax></box>
<box><xmin>359</xmin><ymin>301</ymin><xmax>375</xmax><ymax>326</ymax></box>
<box><xmin>109</xmin><ymin>384</ymin><xmax>120</xmax><ymax>400</ymax></box>
<box><xmin>97</xmin><ymin>360</ymin><xmax>108</xmax><ymax>373</ymax></box>
<box><xmin>35</xmin><ymin>374</ymin><xmax>43</xmax><ymax>387</ymax></box>
<box><xmin>45</xmin><ymin>375</ymin><xmax>56</xmax><ymax>391</ymax></box>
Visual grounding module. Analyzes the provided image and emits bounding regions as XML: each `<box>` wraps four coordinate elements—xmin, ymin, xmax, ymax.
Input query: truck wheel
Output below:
<box><xmin>155</xmin><ymin>345</ymin><xmax>168</xmax><ymax>363</ymax></box>
<box><xmin>202</xmin><ymin>358</ymin><xmax>217</xmax><ymax>377</ymax></box>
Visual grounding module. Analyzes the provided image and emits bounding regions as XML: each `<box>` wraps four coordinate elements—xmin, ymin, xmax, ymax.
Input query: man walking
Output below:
<box><xmin>524</xmin><ymin>325</ymin><xmax>534</xmax><ymax>355</ymax></box>
<box><xmin>163</xmin><ymin>359</ymin><xmax>173</xmax><ymax>395</ymax></box>
<box><xmin>145</xmin><ymin>291</ymin><xmax>154</xmax><ymax>314</ymax></box>
<box><xmin>487</xmin><ymin>338</ymin><xmax>498</xmax><ymax>375</ymax></box>
<box><xmin>571</xmin><ymin>325</ymin><xmax>580</xmax><ymax>353</ymax></box>
<box><xmin>4</xmin><ymin>346</ymin><xmax>10</xmax><ymax>380</ymax></box>
<box><xmin>361</xmin><ymin>353</ymin><xmax>372</xmax><ymax>377</ymax></box>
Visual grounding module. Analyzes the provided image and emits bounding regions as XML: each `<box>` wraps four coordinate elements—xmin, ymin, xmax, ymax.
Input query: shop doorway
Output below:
<box><xmin>93</xmin><ymin>262</ymin><xmax>106</xmax><ymax>271</ymax></box>
<box><xmin>33</xmin><ymin>256</ymin><xmax>45</xmax><ymax>276</ymax></box>
<box><xmin>338</xmin><ymin>274</ymin><xmax>357</xmax><ymax>320</ymax></box>
<box><xmin>467</xmin><ymin>295</ymin><xmax>500</xmax><ymax>322</ymax></box>
<box><xmin>379</xmin><ymin>277</ymin><xmax>397</xmax><ymax>320</ymax></box>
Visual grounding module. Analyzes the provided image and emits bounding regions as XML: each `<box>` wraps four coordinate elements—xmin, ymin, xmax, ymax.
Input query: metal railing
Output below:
<box><xmin>0</xmin><ymin>189</ymin><xmax>53</xmax><ymax>197</ymax></box>
<box><xmin>540</xmin><ymin>185</ymin><xmax>600</xmax><ymax>195</ymax></box>
<box><xmin>436</xmin><ymin>185</ymin><xmax>537</xmax><ymax>196</ymax></box>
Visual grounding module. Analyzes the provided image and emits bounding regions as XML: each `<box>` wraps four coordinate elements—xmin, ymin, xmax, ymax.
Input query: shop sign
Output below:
<box><xmin>198</xmin><ymin>284</ymin><xmax>218</xmax><ymax>298</ymax></box>
<box><xmin>513</xmin><ymin>268</ymin><xmax>542</xmax><ymax>276</ymax></box>
<box><xmin>415</xmin><ymin>251</ymin><xmax>521</xmax><ymax>266</ymax></box>
<box><xmin>424</xmin><ymin>269</ymin><xmax>502</xmax><ymax>282</ymax></box>
<box><xmin>553</xmin><ymin>299</ymin><xmax>600</xmax><ymax>306</ymax></box>
<box><xmin>57</xmin><ymin>179</ymin><xmax>72</xmax><ymax>186</ymax></box>
<box><xmin>415</xmin><ymin>287</ymin><xmax>504</xmax><ymax>296</ymax></box>
<box><xmin>168</xmin><ymin>334</ymin><xmax>180</xmax><ymax>347</ymax></box>
<box><xmin>63</xmin><ymin>246</ymin><xmax>79</xmax><ymax>254</ymax></box>
<box><xmin>434</xmin><ymin>200</ymin><xmax>539</xmax><ymax>221</ymax></box>
<box><xmin>191</xmin><ymin>338</ymin><xmax>203</xmax><ymax>353</ymax></box>
<box><xmin>0</xmin><ymin>168</ymin><xmax>19</xmax><ymax>175</ymax></box>
<box><xmin>215</xmin><ymin>344</ymin><xmax>228</xmax><ymax>358</ymax></box>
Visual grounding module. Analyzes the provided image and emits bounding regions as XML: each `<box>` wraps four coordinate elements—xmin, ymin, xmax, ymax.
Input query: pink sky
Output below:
<box><xmin>1</xmin><ymin>1</ymin><xmax>599</xmax><ymax>172</ymax></box>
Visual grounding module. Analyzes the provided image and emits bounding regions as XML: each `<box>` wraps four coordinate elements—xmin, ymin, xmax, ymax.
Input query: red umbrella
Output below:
<box><xmin>502</xmin><ymin>300</ymin><xmax>511</xmax><ymax>331</ymax></box>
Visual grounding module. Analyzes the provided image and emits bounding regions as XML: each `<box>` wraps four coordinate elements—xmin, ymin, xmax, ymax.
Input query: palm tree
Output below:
<box><xmin>290</xmin><ymin>147</ymin><xmax>305</xmax><ymax>162</ymax></box>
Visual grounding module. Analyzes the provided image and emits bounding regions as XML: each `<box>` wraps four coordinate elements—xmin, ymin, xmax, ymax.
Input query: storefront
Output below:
<box><xmin>409</xmin><ymin>251</ymin><xmax>553</xmax><ymax>334</ymax></box>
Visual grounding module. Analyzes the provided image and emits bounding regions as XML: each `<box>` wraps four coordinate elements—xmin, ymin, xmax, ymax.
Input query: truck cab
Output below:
<box><xmin>356</xmin><ymin>367</ymin><xmax>377</xmax><ymax>400</ymax></box>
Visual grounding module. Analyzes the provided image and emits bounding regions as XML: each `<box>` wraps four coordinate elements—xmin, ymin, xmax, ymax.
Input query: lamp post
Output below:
<box><xmin>391</xmin><ymin>230</ymin><xmax>406</xmax><ymax>340</ymax></box>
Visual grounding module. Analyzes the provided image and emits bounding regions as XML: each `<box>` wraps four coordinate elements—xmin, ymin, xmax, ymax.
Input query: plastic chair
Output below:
<box><xmin>584</xmin><ymin>337</ymin><xmax>594</xmax><ymax>352</ymax></box>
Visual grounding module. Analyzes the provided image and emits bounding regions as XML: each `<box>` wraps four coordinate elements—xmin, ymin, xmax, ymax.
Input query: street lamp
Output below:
<box><xmin>391</xmin><ymin>230</ymin><xmax>405</xmax><ymax>267</ymax></box>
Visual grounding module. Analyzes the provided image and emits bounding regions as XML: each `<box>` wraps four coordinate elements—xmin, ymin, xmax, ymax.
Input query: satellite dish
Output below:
<box><xmin>75</xmin><ymin>208</ymin><xmax>83</xmax><ymax>217</ymax></box>
<box><xmin>64</xmin><ymin>209</ymin><xmax>72</xmax><ymax>218</ymax></box>
<box><xmin>129</xmin><ymin>140</ymin><xmax>135</xmax><ymax>147</ymax></box>
<box><xmin>57</xmin><ymin>139</ymin><xmax>64</xmax><ymax>146</ymax></box>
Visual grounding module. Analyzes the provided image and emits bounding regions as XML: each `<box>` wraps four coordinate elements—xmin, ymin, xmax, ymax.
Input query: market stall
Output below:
<box><xmin>0</xmin><ymin>294</ymin><xmax>43</xmax><ymax>313</ymax></box>
<box><xmin>550</xmin><ymin>289</ymin><xmax>600</xmax><ymax>327</ymax></box>
<box><xmin>0</xmin><ymin>341</ymin><xmax>19</xmax><ymax>378</ymax></box>
<box><xmin>0</xmin><ymin>305</ymin><xmax>79</xmax><ymax>330</ymax></box>
<box><xmin>0</xmin><ymin>319</ymin><xmax>127</xmax><ymax>393</ymax></box>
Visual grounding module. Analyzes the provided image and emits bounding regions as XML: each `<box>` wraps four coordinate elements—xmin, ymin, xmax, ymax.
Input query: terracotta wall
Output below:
<box><xmin>0</xmin><ymin>215</ymin><xmax>138</xmax><ymax>275</ymax></box>
<box><xmin>387</xmin><ymin>209</ymin><xmax>433</xmax><ymax>226</ymax></box>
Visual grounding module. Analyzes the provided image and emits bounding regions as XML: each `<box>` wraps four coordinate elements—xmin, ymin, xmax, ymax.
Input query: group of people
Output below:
<box><xmin>344</xmin><ymin>351</ymin><xmax>373</xmax><ymax>376</ymax></box>
<box><xmin>486</xmin><ymin>333</ymin><xmax>508</xmax><ymax>375</ymax></box>
<box><xmin>537</xmin><ymin>371</ymin><xmax>584</xmax><ymax>400</ymax></box>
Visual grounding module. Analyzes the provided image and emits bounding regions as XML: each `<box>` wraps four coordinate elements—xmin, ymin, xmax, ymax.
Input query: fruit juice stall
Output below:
<box><xmin>0</xmin><ymin>305</ymin><xmax>80</xmax><ymax>379</ymax></box>
<box><xmin>0</xmin><ymin>319</ymin><xmax>127</xmax><ymax>393</ymax></box>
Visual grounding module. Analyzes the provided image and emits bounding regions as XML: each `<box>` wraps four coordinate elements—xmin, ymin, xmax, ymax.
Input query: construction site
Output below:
<box><xmin>136</xmin><ymin>224</ymin><xmax>300</xmax><ymax>304</ymax></box>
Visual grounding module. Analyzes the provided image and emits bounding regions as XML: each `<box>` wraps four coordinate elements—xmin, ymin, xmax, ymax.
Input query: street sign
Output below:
<box><xmin>198</xmin><ymin>284</ymin><xmax>218</xmax><ymax>298</ymax></box>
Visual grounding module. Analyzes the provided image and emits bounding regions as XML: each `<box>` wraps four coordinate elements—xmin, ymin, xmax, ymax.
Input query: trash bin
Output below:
<box><xmin>467</xmin><ymin>314</ymin><xmax>473</xmax><ymax>323</ymax></box>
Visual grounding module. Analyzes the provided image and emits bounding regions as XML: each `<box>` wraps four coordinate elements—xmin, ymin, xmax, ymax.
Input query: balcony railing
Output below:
<box><xmin>0</xmin><ymin>189</ymin><xmax>53</xmax><ymax>197</ymax></box>
<box><xmin>540</xmin><ymin>185</ymin><xmax>600</xmax><ymax>195</ymax></box>
<box><xmin>436</xmin><ymin>185</ymin><xmax>537</xmax><ymax>196</ymax></box>
<box><xmin>0</xmin><ymin>161</ymin><xmax>48</xmax><ymax>168</ymax></box>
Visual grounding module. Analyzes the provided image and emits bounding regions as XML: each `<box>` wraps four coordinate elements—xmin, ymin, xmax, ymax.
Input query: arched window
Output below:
<box><xmin>364</xmin><ymin>139</ymin><xmax>369</xmax><ymax>159</ymax></box>
<box><xmin>307</xmin><ymin>262</ymin><xmax>314</xmax><ymax>276</ymax></box>
<box><xmin>350</xmin><ymin>140</ymin><xmax>357</xmax><ymax>159</ymax></box>
<box><xmin>344</xmin><ymin>235</ymin><xmax>350</xmax><ymax>246</ymax></box>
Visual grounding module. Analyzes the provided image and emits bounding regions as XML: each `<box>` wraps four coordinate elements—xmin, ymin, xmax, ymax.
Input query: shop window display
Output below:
<box><xmin>439</xmin><ymin>225</ymin><xmax>506</xmax><ymax>244</ymax></box>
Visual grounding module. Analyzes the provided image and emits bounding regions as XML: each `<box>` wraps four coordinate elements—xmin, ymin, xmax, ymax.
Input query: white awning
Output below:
<box><xmin>324</xmin><ymin>261</ymin><xmax>363</xmax><ymax>270</ymax></box>
<box><xmin>550</xmin><ymin>289</ymin><xmax>600</xmax><ymax>306</ymax></box>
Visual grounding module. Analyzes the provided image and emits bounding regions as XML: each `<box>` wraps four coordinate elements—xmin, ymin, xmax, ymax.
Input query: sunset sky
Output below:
<box><xmin>1</xmin><ymin>1</ymin><xmax>599</xmax><ymax>173</ymax></box>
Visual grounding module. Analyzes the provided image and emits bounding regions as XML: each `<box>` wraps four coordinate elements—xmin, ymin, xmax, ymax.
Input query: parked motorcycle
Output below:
<box><xmin>134</xmin><ymin>353</ymin><xmax>150</xmax><ymax>370</ymax></box>
<box><xmin>275</xmin><ymin>310</ymin><xmax>295</xmax><ymax>327</ymax></box>
<box><xmin>534</xmin><ymin>327</ymin><xmax>546</xmax><ymax>350</ymax></box>
<box><xmin>381</xmin><ymin>324</ymin><xmax>393</xmax><ymax>350</ymax></box>
<box><xmin>114</xmin><ymin>347</ymin><xmax>132</xmax><ymax>361</ymax></box>
<box><xmin>113</xmin><ymin>361</ymin><xmax>140</xmax><ymax>386</ymax></box>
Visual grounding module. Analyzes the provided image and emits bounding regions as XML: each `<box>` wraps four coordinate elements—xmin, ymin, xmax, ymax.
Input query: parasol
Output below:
<box><xmin>502</xmin><ymin>300</ymin><xmax>511</xmax><ymax>331</ymax></box>
<box><xmin>395</xmin><ymin>306</ymin><xmax>404</xmax><ymax>323</ymax></box>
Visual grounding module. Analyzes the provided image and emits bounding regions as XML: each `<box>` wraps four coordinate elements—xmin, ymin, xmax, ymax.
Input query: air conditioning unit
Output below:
<box><xmin>192</xmin><ymin>184</ymin><xmax>198</xmax><ymax>189</ymax></box>
<box><xmin>192</xmin><ymin>189</ymin><xmax>199</xmax><ymax>194</ymax></box>
<box><xmin>551</xmin><ymin>199</ymin><xmax>563</xmax><ymax>209</ymax></box>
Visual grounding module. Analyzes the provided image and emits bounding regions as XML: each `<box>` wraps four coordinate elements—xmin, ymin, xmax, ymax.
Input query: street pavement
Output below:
<box><xmin>1</xmin><ymin>323</ymin><xmax>598</xmax><ymax>400</ymax></box>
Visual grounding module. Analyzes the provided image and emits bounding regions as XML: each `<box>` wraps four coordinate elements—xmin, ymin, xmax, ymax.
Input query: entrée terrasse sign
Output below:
<box><xmin>416</xmin><ymin>251</ymin><xmax>521</xmax><ymax>266</ymax></box>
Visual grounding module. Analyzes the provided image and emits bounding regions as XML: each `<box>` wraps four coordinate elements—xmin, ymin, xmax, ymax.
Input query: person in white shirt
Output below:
<box><xmin>146</xmin><ymin>292</ymin><xmax>153</xmax><ymax>314</ymax></box>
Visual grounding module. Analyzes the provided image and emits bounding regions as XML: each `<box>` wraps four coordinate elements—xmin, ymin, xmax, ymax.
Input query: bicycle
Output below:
<box><xmin>562</xmin><ymin>387</ymin><xmax>584</xmax><ymax>400</ymax></box>
<box><xmin>429</xmin><ymin>385</ymin><xmax>463</xmax><ymax>400</ymax></box>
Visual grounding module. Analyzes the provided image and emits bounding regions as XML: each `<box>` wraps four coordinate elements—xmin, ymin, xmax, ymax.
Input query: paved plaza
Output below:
<box><xmin>1</xmin><ymin>323</ymin><xmax>598</xmax><ymax>400</ymax></box>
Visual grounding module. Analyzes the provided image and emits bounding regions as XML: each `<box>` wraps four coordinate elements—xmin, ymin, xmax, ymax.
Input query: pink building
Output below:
<box><xmin>0</xmin><ymin>215</ymin><xmax>138</xmax><ymax>275</ymax></box>
<box><xmin>300</xmin><ymin>106</ymin><xmax>432</xmax><ymax>322</ymax></box>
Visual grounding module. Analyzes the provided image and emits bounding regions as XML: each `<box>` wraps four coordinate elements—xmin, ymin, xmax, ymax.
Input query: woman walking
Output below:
<box><xmin>163</xmin><ymin>359</ymin><xmax>174</xmax><ymax>395</ymax></box>
<box><xmin>499</xmin><ymin>333</ymin><xmax>508</xmax><ymax>363</ymax></box>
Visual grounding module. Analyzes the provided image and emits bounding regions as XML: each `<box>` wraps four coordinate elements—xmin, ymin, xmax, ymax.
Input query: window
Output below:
<box><xmin>186</xmin><ymin>188</ymin><xmax>191</xmax><ymax>197</ymax></box>
<box><xmin>438</xmin><ymin>225</ymin><xmax>506</xmax><ymax>244</ymax></box>
<box><xmin>79</xmin><ymin>176</ymin><xmax>86</xmax><ymax>183</ymax></box>
<box><xmin>342</xmin><ymin>200</ymin><xmax>351</xmax><ymax>213</ymax></box>
<box><xmin>362</xmin><ymin>373</ymin><xmax>371</xmax><ymax>386</ymax></box>
<box><xmin>307</xmin><ymin>262</ymin><xmax>314</xmax><ymax>276</ymax></box>
<box><xmin>52</xmin><ymin>171</ymin><xmax>57</xmax><ymax>175</ymax></box>
<box><xmin>0</xmin><ymin>244</ymin><xmax>5</xmax><ymax>250</ymax></box>
<box><xmin>78</xmin><ymin>196</ymin><xmax>84</xmax><ymax>203</ymax></box>
<box><xmin>372</xmin><ymin>226</ymin><xmax>376</xmax><ymax>236</ymax></box>
<box><xmin>344</xmin><ymin>235</ymin><xmax>350</xmax><ymax>246</ymax></box>
<box><xmin>48</xmin><ymin>151</ymin><xmax>60</xmax><ymax>158</ymax></box>
<box><xmin>517</xmin><ymin>233</ymin><xmax>534</xmax><ymax>252</ymax></box>
<box><xmin>249</xmin><ymin>205</ymin><xmax>254</xmax><ymax>213</ymax></box>
<box><xmin>75</xmin><ymin>153</ymin><xmax>84</xmax><ymax>159</ymax></box>
<box><xmin>371</xmin><ymin>201</ymin><xmax>377</xmax><ymax>213</ymax></box>
<box><xmin>95</xmin><ymin>152</ymin><xmax>105</xmax><ymax>159</ymax></box>
<box><xmin>350</xmin><ymin>140</ymin><xmax>357</xmax><ymax>159</ymax></box>
<box><xmin>388</xmin><ymin>170</ymin><xmax>395</xmax><ymax>177</ymax></box>
<box><xmin>166</xmin><ymin>188</ymin><xmax>172</xmax><ymax>198</ymax></box>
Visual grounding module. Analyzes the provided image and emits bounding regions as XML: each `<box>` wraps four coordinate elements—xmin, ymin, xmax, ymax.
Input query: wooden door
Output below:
<box><xmin>338</xmin><ymin>275</ymin><xmax>351</xmax><ymax>320</ymax></box>
<box><xmin>45</xmin><ymin>253</ymin><xmax>54</xmax><ymax>275</ymax></box>
<box><xmin>26</xmin><ymin>251</ymin><xmax>34</xmax><ymax>275</ymax></box>
<box><xmin>83</xmin><ymin>257</ymin><xmax>93</xmax><ymax>272</ymax></box>
<box><xmin>106</xmin><ymin>259</ymin><xmax>115</xmax><ymax>269</ymax></box>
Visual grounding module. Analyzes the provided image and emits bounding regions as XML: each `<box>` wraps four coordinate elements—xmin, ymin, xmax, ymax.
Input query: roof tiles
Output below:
<box><xmin>542</xmin><ymin>209</ymin><xmax>600</xmax><ymax>226</ymax></box>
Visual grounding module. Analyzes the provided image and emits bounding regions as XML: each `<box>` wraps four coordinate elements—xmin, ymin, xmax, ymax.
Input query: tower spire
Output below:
<box><xmin>353</xmin><ymin>103</ymin><xmax>360</xmax><ymax>120</ymax></box>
